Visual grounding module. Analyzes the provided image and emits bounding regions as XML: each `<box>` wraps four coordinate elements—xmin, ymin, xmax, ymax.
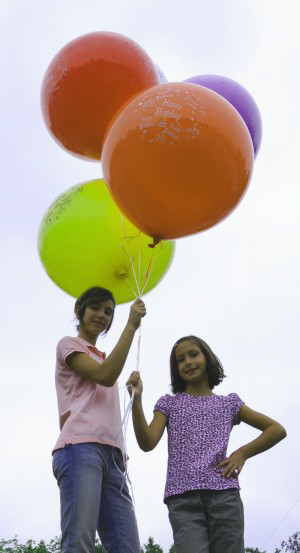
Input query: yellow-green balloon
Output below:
<box><xmin>38</xmin><ymin>179</ymin><xmax>175</xmax><ymax>303</ymax></box>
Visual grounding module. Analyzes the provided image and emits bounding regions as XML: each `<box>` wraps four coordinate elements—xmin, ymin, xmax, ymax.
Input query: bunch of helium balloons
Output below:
<box><xmin>38</xmin><ymin>31</ymin><xmax>262</xmax><ymax>304</ymax></box>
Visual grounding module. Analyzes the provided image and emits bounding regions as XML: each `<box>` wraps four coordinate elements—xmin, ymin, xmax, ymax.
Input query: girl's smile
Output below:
<box><xmin>184</xmin><ymin>368</ymin><xmax>199</xmax><ymax>376</ymax></box>
<box><xmin>91</xmin><ymin>319</ymin><xmax>106</xmax><ymax>329</ymax></box>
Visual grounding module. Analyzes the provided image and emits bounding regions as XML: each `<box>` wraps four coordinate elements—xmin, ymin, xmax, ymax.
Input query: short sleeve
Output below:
<box><xmin>56</xmin><ymin>337</ymin><xmax>87</xmax><ymax>365</ymax></box>
<box><xmin>153</xmin><ymin>394</ymin><xmax>172</xmax><ymax>418</ymax></box>
<box><xmin>228</xmin><ymin>393</ymin><xmax>245</xmax><ymax>425</ymax></box>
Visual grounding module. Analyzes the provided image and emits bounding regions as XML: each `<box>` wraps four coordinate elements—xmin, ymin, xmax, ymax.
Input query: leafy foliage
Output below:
<box><xmin>1</xmin><ymin>531</ymin><xmax>299</xmax><ymax>552</ymax></box>
<box><xmin>142</xmin><ymin>536</ymin><xmax>163</xmax><ymax>552</ymax></box>
<box><xmin>0</xmin><ymin>536</ymin><xmax>165</xmax><ymax>553</ymax></box>
<box><xmin>245</xmin><ymin>548</ymin><xmax>266</xmax><ymax>553</ymax></box>
<box><xmin>0</xmin><ymin>537</ymin><xmax>59</xmax><ymax>553</ymax></box>
<box><xmin>274</xmin><ymin>531</ymin><xmax>300</xmax><ymax>553</ymax></box>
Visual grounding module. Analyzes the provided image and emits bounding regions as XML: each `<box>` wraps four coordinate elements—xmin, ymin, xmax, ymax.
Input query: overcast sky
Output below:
<box><xmin>1</xmin><ymin>1</ymin><xmax>300</xmax><ymax>552</ymax></box>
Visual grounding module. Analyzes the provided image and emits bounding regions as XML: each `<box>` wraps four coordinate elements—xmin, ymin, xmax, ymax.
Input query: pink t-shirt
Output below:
<box><xmin>52</xmin><ymin>336</ymin><xmax>125</xmax><ymax>455</ymax></box>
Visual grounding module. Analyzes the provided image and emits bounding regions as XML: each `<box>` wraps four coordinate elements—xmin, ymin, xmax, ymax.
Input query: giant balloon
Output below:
<box><xmin>41</xmin><ymin>32</ymin><xmax>159</xmax><ymax>160</ymax></box>
<box><xmin>38</xmin><ymin>179</ymin><xmax>175</xmax><ymax>303</ymax></box>
<box><xmin>102</xmin><ymin>82</ymin><xmax>254</xmax><ymax>241</ymax></box>
<box><xmin>184</xmin><ymin>74</ymin><xmax>262</xmax><ymax>155</ymax></box>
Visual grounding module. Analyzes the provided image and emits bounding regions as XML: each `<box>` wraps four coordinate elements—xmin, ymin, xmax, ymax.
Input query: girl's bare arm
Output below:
<box><xmin>68</xmin><ymin>299</ymin><xmax>146</xmax><ymax>386</ymax></box>
<box><xmin>68</xmin><ymin>322</ymin><xmax>136</xmax><ymax>386</ymax></box>
<box><xmin>237</xmin><ymin>405</ymin><xmax>287</xmax><ymax>459</ymax></box>
<box><xmin>132</xmin><ymin>396</ymin><xmax>167</xmax><ymax>451</ymax></box>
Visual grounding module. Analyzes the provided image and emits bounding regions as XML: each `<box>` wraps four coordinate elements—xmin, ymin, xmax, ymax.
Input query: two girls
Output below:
<box><xmin>53</xmin><ymin>286</ymin><xmax>287</xmax><ymax>553</ymax></box>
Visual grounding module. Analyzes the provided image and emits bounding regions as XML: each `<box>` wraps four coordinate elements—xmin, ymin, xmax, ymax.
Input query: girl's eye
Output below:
<box><xmin>105</xmin><ymin>309</ymin><xmax>112</xmax><ymax>316</ymax></box>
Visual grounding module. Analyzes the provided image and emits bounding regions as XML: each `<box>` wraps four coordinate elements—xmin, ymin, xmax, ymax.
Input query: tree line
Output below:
<box><xmin>1</xmin><ymin>532</ymin><xmax>300</xmax><ymax>552</ymax></box>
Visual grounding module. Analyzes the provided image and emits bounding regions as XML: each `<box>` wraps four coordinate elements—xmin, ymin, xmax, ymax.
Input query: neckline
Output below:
<box><xmin>181</xmin><ymin>392</ymin><xmax>217</xmax><ymax>398</ymax></box>
<box><xmin>76</xmin><ymin>336</ymin><xmax>96</xmax><ymax>347</ymax></box>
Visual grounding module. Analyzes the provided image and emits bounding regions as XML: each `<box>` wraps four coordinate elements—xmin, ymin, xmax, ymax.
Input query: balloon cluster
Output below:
<box><xmin>39</xmin><ymin>31</ymin><xmax>262</xmax><ymax>302</ymax></box>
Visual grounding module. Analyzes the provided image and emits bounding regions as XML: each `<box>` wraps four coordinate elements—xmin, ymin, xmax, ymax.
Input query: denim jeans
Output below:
<box><xmin>166</xmin><ymin>488</ymin><xmax>244</xmax><ymax>553</ymax></box>
<box><xmin>52</xmin><ymin>442</ymin><xmax>141</xmax><ymax>553</ymax></box>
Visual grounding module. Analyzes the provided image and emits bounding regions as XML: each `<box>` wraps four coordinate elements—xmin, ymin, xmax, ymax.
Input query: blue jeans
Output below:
<box><xmin>52</xmin><ymin>443</ymin><xmax>141</xmax><ymax>553</ymax></box>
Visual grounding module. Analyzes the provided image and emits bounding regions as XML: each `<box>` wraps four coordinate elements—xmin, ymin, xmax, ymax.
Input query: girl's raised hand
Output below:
<box><xmin>128</xmin><ymin>298</ymin><xmax>146</xmax><ymax>330</ymax></box>
<box><xmin>126</xmin><ymin>371</ymin><xmax>143</xmax><ymax>397</ymax></box>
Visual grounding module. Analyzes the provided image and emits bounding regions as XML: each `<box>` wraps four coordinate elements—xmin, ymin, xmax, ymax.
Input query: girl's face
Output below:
<box><xmin>175</xmin><ymin>340</ymin><xmax>207</xmax><ymax>383</ymax></box>
<box><xmin>80</xmin><ymin>299</ymin><xmax>115</xmax><ymax>337</ymax></box>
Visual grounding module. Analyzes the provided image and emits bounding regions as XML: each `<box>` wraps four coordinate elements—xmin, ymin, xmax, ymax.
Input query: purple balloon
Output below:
<box><xmin>155</xmin><ymin>64</ymin><xmax>168</xmax><ymax>83</ymax></box>
<box><xmin>184</xmin><ymin>74</ymin><xmax>262</xmax><ymax>156</ymax></box>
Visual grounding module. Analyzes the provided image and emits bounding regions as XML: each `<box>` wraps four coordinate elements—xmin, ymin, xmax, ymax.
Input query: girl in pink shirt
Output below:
<box><xmin>127</xmin><ymin>335</ymin><xmax>287</xmax><ymax>553</ymax></box>
<box><xmin>52</xmin><ymin>286</ymin><xmax>145</xmax><ymax>553</ymax></box>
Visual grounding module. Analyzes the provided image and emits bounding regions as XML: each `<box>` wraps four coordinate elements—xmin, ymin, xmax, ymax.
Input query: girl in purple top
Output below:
<box><xmin>127</xmin><ymin>335</ymin><xmax>287</xmax><ymax>553</ymax></box>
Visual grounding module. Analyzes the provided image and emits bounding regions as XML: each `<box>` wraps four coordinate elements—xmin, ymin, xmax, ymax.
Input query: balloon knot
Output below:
<box><xmin>116</xmin><ymin>266</ymin><xmax>129</xmax><ymax>279</ymax></box>
<box><xmin>148</xmin><ymin>236</ymin><xmax>161</xmax><ymax>248</ymax></box>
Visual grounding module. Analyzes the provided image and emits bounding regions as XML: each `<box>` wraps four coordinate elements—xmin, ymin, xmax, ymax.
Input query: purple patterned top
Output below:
<box><xmin>154</xmin><ymin>392</ymin><xmax>244</xmax><ymax>502</ymax></box>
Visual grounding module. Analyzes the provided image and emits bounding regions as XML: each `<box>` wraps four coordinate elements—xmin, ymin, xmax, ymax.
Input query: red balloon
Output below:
<box><xmin>41</xmin><ymin>32</ymin><xmax>159</xmax><ymax>160</ymax></box>
<box><xmin>102</xmin><ymin>83</ymin><xmax>254</xmax><ymax>240</ymax></box>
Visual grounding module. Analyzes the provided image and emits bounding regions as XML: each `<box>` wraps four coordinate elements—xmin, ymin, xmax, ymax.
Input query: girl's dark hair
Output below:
<box><xmin>74</xmin><ymin>287</ymin><xmax>116</xmax><ymax>333</ymax></box>
<box><xmin>170</xmin><ymin>335</ymin><xmax>226</xmax><ymax>393</ymax></box>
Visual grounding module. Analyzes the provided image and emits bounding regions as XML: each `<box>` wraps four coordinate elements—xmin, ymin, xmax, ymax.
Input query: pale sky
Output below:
<box><xmin>1</xmin><ymin>1</ymin><xmax>300</xmax><ymax>552</ymax></box>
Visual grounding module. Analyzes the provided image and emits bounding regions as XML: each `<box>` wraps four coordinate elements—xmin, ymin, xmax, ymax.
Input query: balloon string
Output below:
<box><xmin>119</xmin><ymin>213</ymin><xmax>156</xmax><ymax>299</ymax></box>
<box><xmin>117</xmin><ymin>215</ymin><xmax>157</xmax><ymax>506</ymax></box>
<box><xmin>138</xmin><ymin>245</ymin><xmax>142</xmax><ymax>292</ymax></box>
<box><xmin>119</xmin><ymin>248</ymin><xmax>156</xmax><ymax>505</ymax></box>
<box><xmin>119</xmin><ymin>236</ymin><xmax>141</xmax><ymax>298</ymax></box>
<box><xmin>140</xmin><ymin>251</ymin><xmax>155</xmax><ymax>296</ymax></box>
<box><xmin>264</xmin><ymin>495</ymin><xmax>300</xmax><ymax>549</ymax></box>
<box><xmin>116</xmin><ymin>220</ymin><xmax>155</xmax><ymax>506</ymax></box>
<box><xmin>119</xmin><ymin>214</ymin><xmax>140</xmax><ymax>295</ymax></box>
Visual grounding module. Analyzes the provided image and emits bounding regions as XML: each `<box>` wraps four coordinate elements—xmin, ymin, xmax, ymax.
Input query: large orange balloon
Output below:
<box><xmin>102</xmin><ymin>83</ymin><xmax>254</xmax><ymax>240</ymax></box>
<box><xmin>41</xmin><ymin>32</ymin><xmax>159</xmax><ymax>160</ymax></box>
